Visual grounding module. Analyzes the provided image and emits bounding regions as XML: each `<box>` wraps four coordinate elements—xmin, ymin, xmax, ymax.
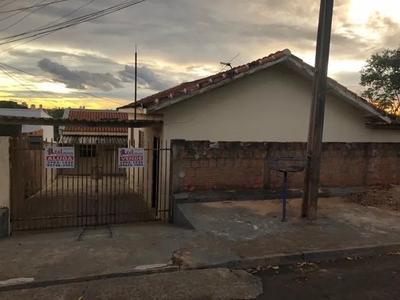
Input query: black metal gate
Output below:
<box><xmin>10</xmin><ymin>137</ymin><xmax>170</xmax><ymax>231</ymax></box>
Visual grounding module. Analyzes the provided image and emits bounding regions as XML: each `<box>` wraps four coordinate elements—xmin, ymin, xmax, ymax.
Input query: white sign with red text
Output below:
<box><xmin>45</xmin><ymin>147</ymin><xmax>75</xmax><ymax>169</ymax></box>
<box><xmin>118</xmin><ymin>148</ymin><xmax>144</xmax><ymax>168</ymax></box>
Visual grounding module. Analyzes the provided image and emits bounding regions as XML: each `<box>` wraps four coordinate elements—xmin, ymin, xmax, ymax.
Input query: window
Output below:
<box><xmin>79</xmin><ymin>145</ymin><xmax>97</xmax><ymax>157</ymax></box>
<box><xmin>28</xmin><ymin>136</ymin><xmax>43</xmax><ymax>149</ymax></box>
<box><xmin>139</xmin><ymin>130</ymin><xmax>145</xmax><ymax>148</ymax></box>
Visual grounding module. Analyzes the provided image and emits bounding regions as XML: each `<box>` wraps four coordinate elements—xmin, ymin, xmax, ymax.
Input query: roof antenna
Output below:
<box><xmin>134</xmin><ymin>45</ymin><xmax>138</xmax><ymax>121</ymax></box>
<box><xmin>220</xmin><ymin>62</ymin><xmax>232</xmax><ymax>69</ymax></box>
<box><xmin>219</xmin><ymin>53</ymin><xmax>240</xmax><ymax>72</ymax></box>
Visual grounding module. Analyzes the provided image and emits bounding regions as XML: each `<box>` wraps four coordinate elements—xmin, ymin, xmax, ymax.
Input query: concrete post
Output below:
<box><xmin>0</xmin><ymin>137</ymin><xmax>10</xmax><ymax>237</ymax></box>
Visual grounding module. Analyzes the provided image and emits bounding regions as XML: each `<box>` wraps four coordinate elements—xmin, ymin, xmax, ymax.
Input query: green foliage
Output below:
<box><xmin>0</xmin><ymin>101</ymin><xmax>27</xmax><ymax>109</ymax></box>
<box><xmin>360</xmin><ymin>47</ymin><xmax>400</xmax><ymax>114</ymax></box>
<box><xmin>46</xmin><ymin>108</ymin><xmax>64</xmax><ymax>119</ymax></box>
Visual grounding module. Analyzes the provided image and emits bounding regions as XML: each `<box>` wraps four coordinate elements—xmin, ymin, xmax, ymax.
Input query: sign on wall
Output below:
<box><xmin>118</xmin><ymin>148</ymin><xmax>144</xmax><ymax>168</ymax></box>
<box><xmin>45</xmin><ymin>147</ymin><xmax>75</xmax><ymax>169</ymax></box>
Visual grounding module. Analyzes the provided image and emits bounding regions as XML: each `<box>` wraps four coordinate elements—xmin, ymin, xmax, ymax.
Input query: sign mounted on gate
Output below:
<box><xmin>45</xmin><ymin>147</ymin><xmax>75</xmax><ymax>169</ymax></box>
<box><xmin>118</xmin><ymin>148</ymin><xmax>144</xmax><ymax>168</ymax></box>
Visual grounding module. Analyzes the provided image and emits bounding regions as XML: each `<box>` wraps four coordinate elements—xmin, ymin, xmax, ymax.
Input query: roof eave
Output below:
<box><xmin>329</xmin><ymin>83</ymin><xmax>392</xmax><ymax>124</ymax></box>
<box><xmin>286</xmin><ymin>56</ymin><xmax>391</xmax><ymax>124</ymax></box>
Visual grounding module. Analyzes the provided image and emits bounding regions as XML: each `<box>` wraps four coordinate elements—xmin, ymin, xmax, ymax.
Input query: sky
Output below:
<box><xmin>0</xmin><ymin>0</ymin><xmax>399</xmax><ymax>110</ymax></box>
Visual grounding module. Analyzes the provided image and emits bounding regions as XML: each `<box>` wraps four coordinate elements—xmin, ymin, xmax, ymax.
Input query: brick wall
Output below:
<box><xmin>170</xmin><ymin>140</ymin><xmax>400</xmax><ymax>193</ymax></box>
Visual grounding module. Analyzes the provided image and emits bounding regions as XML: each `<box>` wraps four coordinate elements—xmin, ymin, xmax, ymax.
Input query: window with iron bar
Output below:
<box><xmin>79</xmin><ymin>145</ymin><xmax>97</xmax><ymax>157</ymax></box>
<box><xmin>139</xmin><ymin>130</ymin><xmax>145</xmax><ymax>148</ymax></box>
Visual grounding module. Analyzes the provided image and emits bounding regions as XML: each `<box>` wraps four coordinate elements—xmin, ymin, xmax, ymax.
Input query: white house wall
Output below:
<box><xmin>159</xmin><ymin>64</ymin><xmax>400</xmax><ymax>143</ymax></box>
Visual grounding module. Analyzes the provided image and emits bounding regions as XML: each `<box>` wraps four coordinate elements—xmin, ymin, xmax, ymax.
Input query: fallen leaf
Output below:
<box><xmin>272</xmin><ymin>266</ymin><xmax>280</xmax><ymax>270</ymax></box>
<box><xmin>346</xmin><ymin>257</ymin><xmax>353</xmax><ymax>260</ymax></box>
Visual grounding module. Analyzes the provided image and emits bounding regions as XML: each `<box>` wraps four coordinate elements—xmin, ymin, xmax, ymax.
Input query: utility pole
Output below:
<box><xmin>134</xmin><ymin>45</ymin><xmax>138</xmax><ymax>121</ymax></box>
<box><xmin>302</xmin><ymin>0</ymin><xmax>334</xmax><ymax>220</ymax></box>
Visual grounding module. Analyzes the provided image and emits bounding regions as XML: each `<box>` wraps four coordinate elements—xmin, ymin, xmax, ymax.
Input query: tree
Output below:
<box><xmin>0</xmin><ymin>101</ymin><xmax>27</xmax><ymax>109</ymax></box>
<box><xmin>360</xmin><ymin>47</ymin><xmax>400</xmax><ymax>115</ymax></box>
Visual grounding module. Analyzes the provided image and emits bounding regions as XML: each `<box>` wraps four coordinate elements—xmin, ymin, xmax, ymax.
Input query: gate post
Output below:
<box><xmin>169</xmin><ymin>140</ymin><xmax>186</xmax><ymax>224</ymax></box>
<box><xmin>0</xmin><ymin>137</ymin><xmax>10</xmax><ymax>238</ymax></box>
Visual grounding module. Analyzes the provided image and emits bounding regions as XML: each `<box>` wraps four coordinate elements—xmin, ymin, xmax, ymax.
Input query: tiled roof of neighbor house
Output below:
<box><xmin>119</xmin><ymin>49</ymin><xmax>390</xmax><ymax>123</ymax></box>
<box><xmin>63</xmin><ymin>109</ymin><xmax>129</xmax><ymax>134</ymax></box>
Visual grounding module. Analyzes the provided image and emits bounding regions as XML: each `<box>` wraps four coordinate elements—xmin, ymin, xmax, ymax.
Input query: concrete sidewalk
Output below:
<box><xmin>1</xmin><ymin>198</ymin><xmax>400</xmax><ymax>288</ymax></box>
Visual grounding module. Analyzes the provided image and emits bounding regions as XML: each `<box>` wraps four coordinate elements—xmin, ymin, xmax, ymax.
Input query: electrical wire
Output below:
<box><xmin>0</xmin><ymin>0</ymin><xmax>18</xmax><ymax>10</ymax></box>
<box><xmin>0</xmin><ymin>0</ymin><xmax>67</xmax><ymax>14</ymax></box>
<box><xmin>37</xmin><ymin>0</ymin><xmax>95</xmax><ymax>29</ymax></box>
<box><xmin>0</xmin><ymin>0</ymin><xmax>49</xmax><ymax>34</ymax></box>
<box><xmin>0</xmin><ymin>0</ymin><xmax>145</xmax><ymax>45</ymax></box>
<box><xmin>0</xmin><ymin>0</ymin><xmax>95</xmax><ymax>54</ymax></box>
<box><xmin>0</xmin><ymin>64</ymin><xmax>59</xmax><ymax>108</ymax></box>
<box><xmin>0</xmin><ymin>61</ymin><xmax>129</xmax><ymax>106</ymax></box>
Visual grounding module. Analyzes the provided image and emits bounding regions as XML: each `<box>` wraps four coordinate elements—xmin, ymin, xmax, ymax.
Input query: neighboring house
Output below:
<box><xmin>119</xmin><ymin>49</ymin><xmax>398</xmax><ymax>144</ymax></box>
<box><xmin>59</xmin><ymin>109</ymin><xmax>128</xmax><ymax>176</ymax></box>
<box><xmin>0</xmin><ymin>107</ymin><xmax>54</xmax><ymax>141</ymax></box>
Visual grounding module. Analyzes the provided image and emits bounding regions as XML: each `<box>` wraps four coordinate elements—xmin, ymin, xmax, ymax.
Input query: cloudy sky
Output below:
<box><xmin>0</xmin><ymin>0</ymin><xmax>399</xmax><ymax>109</ymax></box>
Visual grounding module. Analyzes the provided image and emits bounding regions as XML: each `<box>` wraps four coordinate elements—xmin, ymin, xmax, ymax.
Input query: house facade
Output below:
<box><xmin>119</xmin><ymin>49</ymin><xmax>397</xmax><ymax>144</ymax></box>
<box><xmin>59</xmin><ymin>109</ymin><xmax>128</xmax><ymax>176</ymax></box>
<box><xmin>118</xmin><ymin>49</ymin><xmax>400</xmax><ymax>216</ymax></box>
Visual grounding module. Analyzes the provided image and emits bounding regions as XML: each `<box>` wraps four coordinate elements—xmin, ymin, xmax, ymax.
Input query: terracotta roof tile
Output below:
<box><xmin>64</xmin><ymin>109</ymin><xmax>128</xmax><ymax>134</ymax></box>
<box><xmin>118</xmin><ymin>49</ymin><xmax>389</xmax><ymax>123</ymax></box>
<box><xmin>119</xmin><ymin>50</ymin><xmax>289</xmax><ymax>110</ymax></box>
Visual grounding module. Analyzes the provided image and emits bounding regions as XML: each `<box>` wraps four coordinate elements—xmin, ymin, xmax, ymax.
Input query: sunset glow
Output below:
<box><xmin>0</xmin><ymin>0</ymin><xmax>398</xmax><ymax>109</ymax></box>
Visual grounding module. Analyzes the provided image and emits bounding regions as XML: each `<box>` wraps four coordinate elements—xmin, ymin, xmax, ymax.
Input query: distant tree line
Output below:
<box><xmin>0</xmin><ymin>101</ymin><xmax>27</xmax><ymax>109</ymax></box>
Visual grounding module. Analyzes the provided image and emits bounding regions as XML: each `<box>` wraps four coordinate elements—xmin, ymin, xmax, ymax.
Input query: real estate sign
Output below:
<box><xmin>118</xmin><ymin>148</ymin><xmax>144</xmax><ymax>168</ymax></box>
<box><xmin>45</xmin><ymin>147</ymin><xmax>75</xmax><ymax>169</ymax></box>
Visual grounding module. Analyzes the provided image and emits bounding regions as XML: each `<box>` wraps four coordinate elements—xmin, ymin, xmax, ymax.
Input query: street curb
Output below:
<box><xmin>0</xmin><ymin>265</ymin><xmax>178</xmax><ymax>293</ymax></box>
<box><xmin>301</xmin><ymin>244</ymin><xmax>400</xmax><ymax>262</ymax></box>
<box><xmin>1</xmin><ymin>243</ymin><xmax>399</xmax><ymax>292</ymax></box>
<box><xmin>186</xmin><ymin>243</ymin><xmax>400</xmax><ymax>271</ymax></box>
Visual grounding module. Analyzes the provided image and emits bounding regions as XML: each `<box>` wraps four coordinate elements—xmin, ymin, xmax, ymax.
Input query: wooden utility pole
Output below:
<box><xmin>302</xmin><ymin>0</ymin><xmax>334</xmax><ymax>220</ymax></box>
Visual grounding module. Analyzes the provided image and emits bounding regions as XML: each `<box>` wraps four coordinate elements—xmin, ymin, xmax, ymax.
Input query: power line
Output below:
<box><xmin>0</xmin><ymin>0</ymin><xmax>18</xmax><ymax>10</ymax></box>
<box><xmin>0</xmin><ymin>0</ymin><xmax>67</xmax><ymax>14</ymax></box>
<box><xmin>0</xmin><ymin>61</ymin><xmax>129</xmax><ymax>106</ymax></box>
<box><xmin>0</xmin><ymin>64</ymin><xmax>59</xmax><ymax>108</ymax></box>
<box><xmin>0</xmin><ymin>62</ymin><xmax>90</xmax><ymax>108</ymax></box>
<box><xmin>0</xmin><ymin>0</ymin><xmax>49</xmax><ymax>34</ymax></box>
<box><xmin>37</xmin><ymin>0</ymin><xmax>95</xmax><ymax>29</ymax></box>
<box><xmin>0</xmin><ymin>0</ymin><xmax>145</xmax><ymax>46</ymax></box>
<box><xmin>0</xmin><ymin>0</ymin><xmax>95</xmax><ymax>54</ymax></box>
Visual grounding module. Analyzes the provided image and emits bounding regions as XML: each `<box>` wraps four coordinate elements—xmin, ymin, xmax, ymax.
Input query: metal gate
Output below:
<box><xmin>10</xmin><ymin>137</ymin><xmax>170</xmax><ymax>231</ymax></box>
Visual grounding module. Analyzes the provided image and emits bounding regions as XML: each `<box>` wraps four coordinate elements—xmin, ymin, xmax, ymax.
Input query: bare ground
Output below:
<box><xmin>347</xmin><ymin>184</ymin><xmax>400</xmax><ymax>211</ymax></box>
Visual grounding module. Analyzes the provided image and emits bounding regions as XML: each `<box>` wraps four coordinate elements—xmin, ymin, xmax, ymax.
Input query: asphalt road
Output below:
<box><xmin>255</xmin><ymin>254</ymin><xmax>400</xmax><ymax>300</ymax></box>
<box><xmin>1</xmin><ymin>255</ymin><xmax>399</xmax><ymax>299</ymax></box>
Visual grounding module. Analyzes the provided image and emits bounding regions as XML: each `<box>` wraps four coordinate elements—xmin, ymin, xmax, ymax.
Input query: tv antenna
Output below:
<box><xmin>220</xmin><ymin>53</ymin><xmax>240</xmax><ymax>72</ymax></box>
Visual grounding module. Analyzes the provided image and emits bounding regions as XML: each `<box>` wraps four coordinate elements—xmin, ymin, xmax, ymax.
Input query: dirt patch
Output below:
<box><xmin>347</xmin><ymin>185</ymin><xmax>400</xmax><ymax>211</ymax></box>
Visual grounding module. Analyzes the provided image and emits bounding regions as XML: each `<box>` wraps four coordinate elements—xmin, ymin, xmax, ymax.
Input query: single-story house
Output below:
<box><xmin>117</xmin><ymin>48</ymin><xmax>400</xmax><ymax>213</ymax></box>
<box><xmin>118</xmin><ymin>48</ymin><xmax>397</xmax><ymax>144</ymax></box>
<box><xmin>59</xmin><ymin>109</ymin><xmax>128</xmax><ymax>176</ymax></box>
<box><xmin>0</xmin><ymin>107</ymin><xmax>54</xmax><ymax>142</ymax></box>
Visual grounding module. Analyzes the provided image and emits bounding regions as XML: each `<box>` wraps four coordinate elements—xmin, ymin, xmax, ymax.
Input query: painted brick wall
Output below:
<box><xmin>170</xmin><ymin>140</ymin><xmax>400</xmax><ymax>193</ymax></box>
